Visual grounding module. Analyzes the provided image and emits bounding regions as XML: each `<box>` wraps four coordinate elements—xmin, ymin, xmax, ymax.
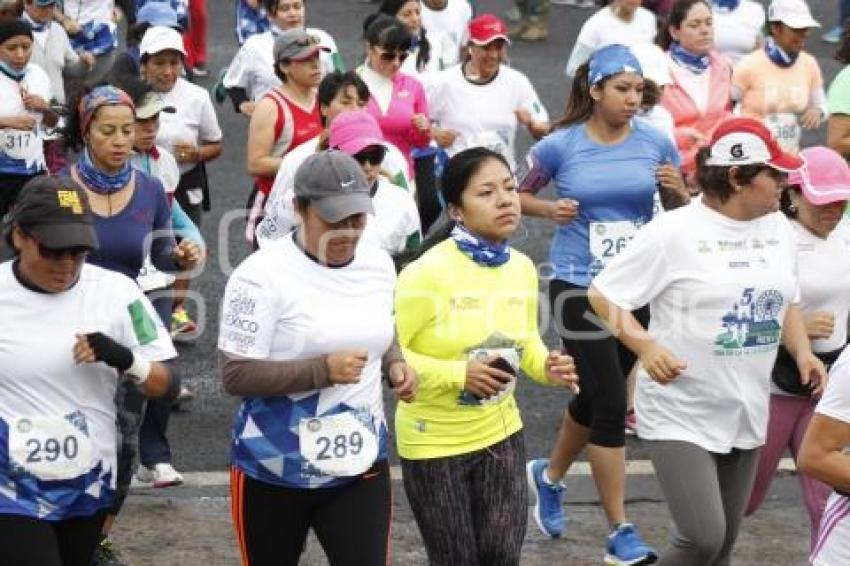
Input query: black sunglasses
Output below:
<box><xmin>377</xmin><ymin>49</ymin><xmax>409</xmax><ymax>64</ymax></box>
<box><xmin>353</xmin><ymin>146</ymin><xmax>386</xmax><ymax>166</ymax></box>
<box><xmin>25</xmin><ymin>232</ymin><xmax>90</xmax><ymax>260</ymax></box>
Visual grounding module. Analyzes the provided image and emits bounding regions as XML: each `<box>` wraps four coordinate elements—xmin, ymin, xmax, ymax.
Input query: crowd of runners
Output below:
<box><xmin>3</xmin><ymin>0</ymin><xmax>850</xmax><ymax>565</ymax></box>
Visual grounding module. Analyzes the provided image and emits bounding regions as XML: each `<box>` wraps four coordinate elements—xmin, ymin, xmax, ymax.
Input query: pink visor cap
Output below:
<box><xmin>788</xmin><ymin>146</ymin><xmax>850</xmax><ymax>205</ymax></box>
<box><xmin>328</xmin><ymin>110</ymin><xmax>386</xmax><ymax>155</ymax></box>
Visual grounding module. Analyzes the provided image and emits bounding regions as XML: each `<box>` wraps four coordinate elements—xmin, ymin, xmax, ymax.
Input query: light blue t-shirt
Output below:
<box><xmin>530</xmin><ymin>119</ymin><xmax>680</xmax><ymax>287</ymax></box>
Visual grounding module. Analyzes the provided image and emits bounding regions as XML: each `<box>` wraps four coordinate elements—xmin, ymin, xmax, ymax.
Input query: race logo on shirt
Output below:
<box><xmin>714</xmin><ymin>287</ymin><xmax>783</xmax><ymax>356</ymax></box>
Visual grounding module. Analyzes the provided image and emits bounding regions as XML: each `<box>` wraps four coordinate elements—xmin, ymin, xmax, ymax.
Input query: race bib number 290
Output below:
<box><xmin>299</xmin><ymin>412</ymin><xmax>378</xmax><ymax>477</ymax></box>
<box><xmin>9</xmin><ymin>416</ymin><xmax>93</xmax><ymax>481</ymax></box>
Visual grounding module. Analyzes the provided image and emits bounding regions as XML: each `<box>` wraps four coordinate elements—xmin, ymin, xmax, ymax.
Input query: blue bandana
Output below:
<box><xmin>76</xmin><ymin>147</ymin><xmax>132</xmax><ymax>195</ymax></box>
<box><xmin>0</xmin><ymin>60</ymin><xmax>24</xmax><ymax>82</ymax></box>
<box><xmin>669</xmin><ymin>41</ymin><xmax>710</xmax><ymax>74</ymax></box>
<box><xmin>22</xmin><ymin>13</ymin><xmax>49</xmax><ymax>33</ymax></box>
<box><xmin>588</xmin><ymin>44</ymin><xmax>642</xmax><ymax>85</ymax></box>
<box><xmin>764</xmin><ymin>36</ymin><xmax>798</xmax><ymax>67</ymax></box>
<box><xmin>451</xmin><ymin>224</ymin><xmax>510</xmax><ymax>267</ymax></box>
<box><xmin>712</xmin><ymin>0</ymin><xmax>741</xmax><ymax>12</ymax></box>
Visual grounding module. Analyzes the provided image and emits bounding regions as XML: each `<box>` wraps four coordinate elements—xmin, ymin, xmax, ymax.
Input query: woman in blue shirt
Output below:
<box><xmin>519</xmin><ymin>44</ymin><xmax>686</xmax><ymax>565</ymax></box>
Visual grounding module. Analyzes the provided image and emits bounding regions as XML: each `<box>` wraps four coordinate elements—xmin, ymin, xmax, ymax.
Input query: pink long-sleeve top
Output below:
<box><xmin>660</xmin><ymin>51</ymin><xmax>732</xmax><ymax>175</ymax></box>
<box><xmin>358</xmin><ymin>65</ymin><xmax>430</xmax><ymax>176</ymax></box>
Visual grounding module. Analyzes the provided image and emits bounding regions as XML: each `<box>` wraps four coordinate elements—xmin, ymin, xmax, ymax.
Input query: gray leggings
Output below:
<box><xmin>646</xmin><ymin>440</ymin><xmax>760</xmax><ymax>566</ymax></box>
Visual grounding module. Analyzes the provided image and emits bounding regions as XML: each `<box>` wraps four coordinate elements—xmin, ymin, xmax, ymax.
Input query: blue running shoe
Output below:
<box><xmin>526</xmin><ymin>458</ymin><xmax>566</xmax><ymax>538</ymax></box>
<box><xmin>604</xmin><ymin>523</ymin><xmax>658</xmax><ymax>565</ymax></box>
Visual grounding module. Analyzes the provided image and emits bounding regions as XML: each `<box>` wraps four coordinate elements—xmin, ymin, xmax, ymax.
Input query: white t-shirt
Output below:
<box><xmin>637</xmin><ymin>105</ymin><xmax>676</xmax><ymax>143</ymax></box>
<box><xmin>62</xmin><ymin>0</ymin><xmax>113</xmax><ymax>24</ymax></box>
<box><xmin>257</xmin><ymin>136</ymin><xmax>413</xmax><ymax>246</ymax></box>
<box><xmin>0</xmin><ymin>64</ymin><xmax>51</xmax><ymax>175</ymax></box>
<box><xmin>218</xmin><ymin>234</ymin><xmax>395</xmax><ymax>488</ymax></box>
<box><xmin>566</xmin><ymin>6</ymin><xmax>657</xmax><ymax>76</ymax></box>
<box><xmin>0</xmin><ymin>261</ymin><xmax>175</xmax><ymax>519</ymax></box>
<box><xmin>364</xmin><ymin>178</ymin><xmax>421</xmax><ymax>253</ymax></box>
<box><xmin>421</xmin><ymin>0</ymin><xmax>471</xmax><ymax>58</ymax></box>
<box><xmin>593</xmin><ymin>198</ymin><xmax>799</xmax><ymax>453</ymax></box>
<box><xmin>156</xmin><ymin>78</ymin><xmax>223</xmax><ymax>174</ymax></box>
<box><xmin>811</xmin><ymin>346</ymin><xmax>850</xmax><ymax>566</ymax></box>
<box><xmin>792</xmin><ymin>217</ymin><xmax>850</xmax><ymax>353</ymax></box>
<box><xmin>427</xmin><ymin>64</ymin><xmax>548</xmax><ymax>169</ymax></box>
<box><xmin>668</xmin><ymin>54</ymin><xmax>712</xmax><ymax>114</ymax></box>
<box><xmin>713</xmin><ymin>1</ymin><xmax>765</xmax><ymax>66</ymax></box>
<box><xmin>399</xmin><ymin>30</ymin><xmax>461</xmax><ymax>88</ymax></box>
<box><xmin>223</xmin><ymin>27</ymin><xmax>339</xmax><ymax>102</ymax></box>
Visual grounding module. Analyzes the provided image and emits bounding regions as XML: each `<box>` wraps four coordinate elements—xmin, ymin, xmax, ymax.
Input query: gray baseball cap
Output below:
<box><xmin>294</xmin><ymin>150</ymin><xmax>374</xmax><ymax>223</ymax></box>
<box><xmin>273</xmin><ymin>29</ymin><xmax>330</xmax><ymax>63</ymax></box>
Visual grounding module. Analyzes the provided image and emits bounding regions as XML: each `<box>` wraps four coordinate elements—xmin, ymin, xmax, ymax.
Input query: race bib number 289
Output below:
<box><xmin>299</xmin><ymin>412</ymin><xmax>378</xmax><ymax>477</ymax></box>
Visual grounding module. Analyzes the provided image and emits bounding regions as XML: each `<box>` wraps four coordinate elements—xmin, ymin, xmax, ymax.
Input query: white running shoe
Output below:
<box><xmin>137</xmin><ymin>463</ymin><xmax>184</xmax><ymax>488</ymax></box>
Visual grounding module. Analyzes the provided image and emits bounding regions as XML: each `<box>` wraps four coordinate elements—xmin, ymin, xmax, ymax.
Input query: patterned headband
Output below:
<box><xmin>78</xmin><ymin>85</ymin><xmax>136</xmax><ymax>134</ymax></box>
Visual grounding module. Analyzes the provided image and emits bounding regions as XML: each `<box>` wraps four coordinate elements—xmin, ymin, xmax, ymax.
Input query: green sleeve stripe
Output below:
<box><xmin>128</xmin><ymin>299</ymin><xmax>158</xmax><ymax>346</ymax></box>
<box><xmin>331</xmin><ymin>52</ymin><xmax>346</xmax><ymax>73</ymax></box>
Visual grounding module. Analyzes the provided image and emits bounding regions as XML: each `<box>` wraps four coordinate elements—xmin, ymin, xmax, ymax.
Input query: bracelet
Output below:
<box><xmin>126</xmin><ymin>356</ymin><xmax>151</xmax><ymax>386</ymax></box>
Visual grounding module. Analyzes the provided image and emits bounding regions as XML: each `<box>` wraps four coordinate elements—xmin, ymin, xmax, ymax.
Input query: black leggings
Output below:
<box><xmin>230</xmin><ymin>461</ymin><xmax>392</xmax><ymax>566</ymax></box>
<box><xmin>414</xmin><ymin>154</ymin><xmax>442</xmax><ymax>235</ymax></box>
<box><xmin>549</xmin><ymin>279</ymin><xmax>649</xmax><ymax>448</ymax></box>
<box><xmin>401</xmin><ymin>432</ymin><xmax>527</xmax><ymax>566</ymax></box>
<box><xmin>0</xmin><ymin>511</ymin><xmax>107</xmax><ymax>566</ymax></box>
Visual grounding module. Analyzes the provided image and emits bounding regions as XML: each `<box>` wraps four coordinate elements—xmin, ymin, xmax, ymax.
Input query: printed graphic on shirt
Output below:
<box><xmin>714</xmin><ymin>287</ymin><xmax>783</xmax><ymax>355</ymax></box>
<box><xmin>458</xmin><ymin>332</ymin><xmax>523</xmax><ymax>407</ymax></box>
<box><xmin>128</xmin><ymin>299</ymin><xmax>158</xmax><ymax>345</ymax></box>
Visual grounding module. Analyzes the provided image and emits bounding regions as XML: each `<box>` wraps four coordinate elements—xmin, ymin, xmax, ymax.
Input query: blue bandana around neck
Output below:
<box><xmin>22</xmin><ymin>13</ymin><xmax>49</xmax><ymax>33</ymax></box>
<box><xmin>669</xmin><ymin>41</ymin><xmax>710</xmax><ymax>74</ymax></box>
<box><xmin>0</xmin><ymin>60</ymin><xmax>25</xmax><ymax>82</ymax></box>
<box><xmin>764</xmin><ymin>36</ymin><xmax>798</xmax><ymax>67</ymax></box>
<box><xmin>451</xmin><ymin>223</ymin><xmax>510</xmax><ymax>267</ymax></box>
<box><xmin>77</xmin><ymin>147</ymin><xmax>132</xmax><ymax>195</ymax></box>
<box><xmin>712</xmin><ymin>0</ymin><xmax>741</xmax><ymax>12</ymax></box>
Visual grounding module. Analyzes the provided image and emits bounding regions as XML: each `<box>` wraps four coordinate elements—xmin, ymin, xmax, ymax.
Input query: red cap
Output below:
<box><xmin>705</xmin><ymin>117</ymin><xmax>804</xmax><ymax>172</ymax></box>
<box><xmin>468</xmin><ymin>14</ymin><xmax>510</xmax><ymax>46</ymax></box>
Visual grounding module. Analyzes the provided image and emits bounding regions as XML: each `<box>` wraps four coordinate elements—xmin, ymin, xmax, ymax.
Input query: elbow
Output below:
<box><xmin>141</xmin><ymin>361</ymin><xmax>171</xmax><ymax>398</ymax></box>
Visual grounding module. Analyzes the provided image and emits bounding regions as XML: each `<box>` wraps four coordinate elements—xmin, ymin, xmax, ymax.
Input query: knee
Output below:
<box><xmin>674</xmin><ymin>521</ymin><xmax>726</xmax><ymax>564</ymax></box>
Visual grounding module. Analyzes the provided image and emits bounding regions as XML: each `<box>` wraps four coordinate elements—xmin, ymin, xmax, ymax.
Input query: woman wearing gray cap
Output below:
<box><xmin>0</xmin><ymin>175</ymin><xmax>174</xmax><ymax>566</ymax></box>
<box><xmin>244</xmin><ymin>28</ymin><xmax>327</xmax><ymax>246</ymax></box>
<box><xmin>219</xmin><ymin>150</ymin><xmax>417</xmax><ymax>565</ymax></box>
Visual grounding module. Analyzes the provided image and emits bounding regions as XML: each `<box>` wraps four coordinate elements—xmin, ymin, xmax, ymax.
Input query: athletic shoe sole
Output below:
<box><xmin>603</xmin><ymin>552</ymin><xmax>658</xmax><ymax>565</ymax></box>
<box><xmin>526</xmin><ymin>461</ymin><xmax>562</xmax><ymax>538</ymax></box>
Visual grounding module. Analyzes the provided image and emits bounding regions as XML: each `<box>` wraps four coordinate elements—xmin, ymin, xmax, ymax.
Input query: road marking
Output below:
<box><xmin>131</xmin><ymin>458</ymin><xmax>799</xmax><ymax>490</ymax></box>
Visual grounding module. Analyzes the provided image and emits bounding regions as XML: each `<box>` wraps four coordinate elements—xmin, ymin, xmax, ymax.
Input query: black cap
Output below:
<box><xmin>7</xmin><ymin>176</ymin><xmax>99</xmax><ymax>250</ymax></box>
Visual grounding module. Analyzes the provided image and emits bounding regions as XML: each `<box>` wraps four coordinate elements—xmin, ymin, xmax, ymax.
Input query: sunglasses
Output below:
<box><xmin>353</xmin><ymin>145</ymin><xmax>386</xmax><ymax>166</ymax></box>
<box><xmin>377</xmin><ymin>49</ymin><xmax>409</xmax><ymax>64</ymax></box>
<box><xmin>25</xmin><ymin>232</ymin><xmax>90</xmax><ymax>260</ymax></box>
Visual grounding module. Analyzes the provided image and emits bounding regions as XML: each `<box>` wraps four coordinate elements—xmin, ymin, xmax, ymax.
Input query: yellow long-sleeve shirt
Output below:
<box><xmin>394</xmin><ymin>239</ymin><xmax>552</xmax><ymax>460</ymax></box>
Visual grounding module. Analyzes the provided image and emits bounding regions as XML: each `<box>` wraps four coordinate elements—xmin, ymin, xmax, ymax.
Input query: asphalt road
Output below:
<box><xmin>111</xmin><ymin>0</ymin><xmax>845</xmax><ymax>564</ymax></box>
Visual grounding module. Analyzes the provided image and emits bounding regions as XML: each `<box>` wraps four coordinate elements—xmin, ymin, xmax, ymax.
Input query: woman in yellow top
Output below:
<box><xmin>394</xmin><ymin>146</ymin><xmax>579</xmax><ymax>565</ymax></box>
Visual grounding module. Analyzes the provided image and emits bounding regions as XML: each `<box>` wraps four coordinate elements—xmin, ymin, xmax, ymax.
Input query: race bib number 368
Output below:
<box><xmin>9</xmin><ymin>416</ymin><xmax>93</xmax><ymax>481</ymax></box>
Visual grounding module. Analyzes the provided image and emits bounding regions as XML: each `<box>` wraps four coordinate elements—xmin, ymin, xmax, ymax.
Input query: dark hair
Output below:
<box><xmin>641</xmin><ymin>77</ymin><xmax>661</xmax><ymax>109</ymax></box>
<box><xmin>694</xmin><ymin>146</ymin><xmax>774</xmax><ymax>202</ymax></box>
<box><xmin>108</xmin><ymin>72</ymin><xmax>153</xmax><ymax>107</ymax></box>
<box><xmin>64</xmin><ymin>84</ymin><xmax>96</xmax><ymax>152</ymax></box>
<box><xmin>363</xmin><ymin>13</ymin><xmax>413</xmax><ymax>52</ymax></box>
<box><xmin>263</xmin><ymin>0</ymin><xmax>282</xmax><ymax>13</ymax></box>
<box><xmin>3</xmin><ymin>221</ymin><xmax>16</xmax><ymax>254</ymax></box>
<box><xmin>836</xmin><ymin>20</ymin><xmax>850</xmax><ymax>64</ymax></box>
<box><xmin>551</xmin><ymin>63</ymin><xmax>605</xmax><ymax>130</ymax></box>
<box><xmin>378</xmin><ymin>0</ymin><xmax>431</xmax><ymax>71</ymax></box>
<box><xmin>274</xmin><ymin>59</ymin><xmax>289</xmax><ymax>83</ymax></box>
<box><xmin>779</xmin><ymin>185</ymin><xmax>801</xmax><ymax>218</ymax></box>
<box><xmin>395</xmin><ymin>147</ymin><xmax>511</xmax><ymax>270</ymax></box>
<box><xmin>657</xmin><ymin>0</ymin><xmax>710</xmax><ymax>50</ymax></box>
<box><xmin>318</xmin><ymin>71</ymin><xmax>370</xmax><ymax>107</ymax></box>
<box><xmin>126</xmin><ymin>21</ymin><xmax>151</xmax><ymax>47</ymax></box>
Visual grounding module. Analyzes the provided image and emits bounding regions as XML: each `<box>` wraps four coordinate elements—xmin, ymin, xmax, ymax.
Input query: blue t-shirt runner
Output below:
<box><xmin>521</xmin><ymin>118</ymin><xmax>680</xmax><ymax>286</ymax></box>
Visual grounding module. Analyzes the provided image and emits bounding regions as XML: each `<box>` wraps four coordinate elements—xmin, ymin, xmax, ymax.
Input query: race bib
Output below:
<box><xmin>299</xmin><ymin>412</ymin><xmax>378</xmax><ymax>477</ymax></box>
<box><xmin>1</xmin><ymin>129</ymin><xmax>37</xmax><ymax>161</ymax></box>
<box><xmin>467</xmin><ymin>131</ymin><xmax>508</xmax><ymax>159</ymax></box>
<box><xmin>136</xmin><ymin>256</ymin><xmax>176</xmax><ymax>292</ymax></box>
<box><xmin>589</xmin><ymin>221</ymin><xmax>637</xmax><ymax>266</ymax></box>
<box><xmin>9</xmin><ymin>416</ymin><xmax>93</xmax><ymax>481</ymax></box>
<box><xmin>765</xmin><ymin>113</ymin><xmax>800</xmax><ymax>153</ymax></box>
<box><xmin>459</xmin><ymin>347</ymin><xmax>520</xmax><ymax>406</ymax></box>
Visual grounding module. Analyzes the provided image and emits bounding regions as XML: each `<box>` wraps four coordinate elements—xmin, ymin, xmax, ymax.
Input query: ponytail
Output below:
<box><xmin>551</xmin><ymin>63</ymin><xmax>598</xmax><ymax>130</ymax></box>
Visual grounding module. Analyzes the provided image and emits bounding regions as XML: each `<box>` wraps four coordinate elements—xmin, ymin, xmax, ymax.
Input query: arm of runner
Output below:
<box><xmin>799</xmin><ymin>414</ymin><xmax>850</xmax><ymax>492</ymax></box>
<box><xmin>246</xmin><ymin>97</ymin><xmax>281</xmax><ymax>178</ymax></box>
<box><xmin>782</xmin><ymin>303</ymin><xmax>828</xmax><ymax>395</ymax></box>
<box><xmin>827</xmin><ymin>114</ymin><xmax>850</xmax><ymax>158</ymax></box>
<box><xmin>74</xmin><ymin>332</ymin><xmax>171</xmax><ymax>397</ymax></box>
